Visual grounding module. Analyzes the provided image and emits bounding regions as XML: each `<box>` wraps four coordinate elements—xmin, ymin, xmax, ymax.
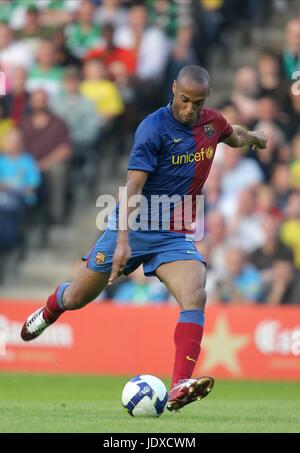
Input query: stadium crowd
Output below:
<box><xmin>0</xmin><ymin>0</ymin><xmax>299</xmax><ymax>305</ymax></box>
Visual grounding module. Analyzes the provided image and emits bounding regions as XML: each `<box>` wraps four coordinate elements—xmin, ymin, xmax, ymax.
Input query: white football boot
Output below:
<box><xmin>21</xmin><ymin>308</ymin><xmax>50</xmax><ymax>341</ymax></box>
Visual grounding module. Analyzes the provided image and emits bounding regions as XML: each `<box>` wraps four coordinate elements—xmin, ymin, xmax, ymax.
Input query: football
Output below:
<box><xmin>122</xmin><ymin>374</ymin><xmax>168</xmax><ymax>417</ymax></box>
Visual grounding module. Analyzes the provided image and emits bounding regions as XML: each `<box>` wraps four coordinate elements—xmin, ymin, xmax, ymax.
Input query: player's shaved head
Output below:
<box><xmin>172</xmin><ymin>65</ymin><xmax>211</xmax><ymax>126</ymax></box>
<box><xmin>176</xmin><ymin>65</ymin><xmax>210</xmax><ymax>88</ymax></box>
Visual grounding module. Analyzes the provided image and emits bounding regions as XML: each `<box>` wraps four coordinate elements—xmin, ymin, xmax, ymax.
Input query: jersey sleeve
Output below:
<box><xmin>216</xmin><ymin>111</ymin><xmax>234</xmax><ymax>142</ymax></box>
<box><xmin>128</xmin><ymin>116</ymin><xmax>161</xmax><ymax>173</ymax></box>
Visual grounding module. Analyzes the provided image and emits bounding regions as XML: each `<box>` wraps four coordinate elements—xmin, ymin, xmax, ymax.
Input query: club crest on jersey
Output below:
<box><xmin>206</xmin><ymin>146</ymin><xmax>214</xmax><ymax>159</ymax></box>
<box><xmin>95</xmin><ymin>252</ymin><xmax>105</xmax><ymax>265</ymax></box>
<box><xmin>204</xmin><ymin>123</ymin><xmax>215</xmax><ymax>137</ymax></box>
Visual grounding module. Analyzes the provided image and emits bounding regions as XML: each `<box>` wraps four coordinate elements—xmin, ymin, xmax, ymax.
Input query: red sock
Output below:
<box><xmin>43</xmin><ymin>286</ymin><xmax>66</xmax><ymax>323</ymax></box>
<box><xmin>172</xmin><ymin>321</ymin><xmax>204</xmax><ymax>387</ymax></box>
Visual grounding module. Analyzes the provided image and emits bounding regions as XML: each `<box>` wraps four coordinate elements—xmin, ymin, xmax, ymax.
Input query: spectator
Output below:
<box><xmin>254</xmin><ymin>96</ymin><xmax>285</xmax><ymax>128</ymax></box>
<box><xmin>39</xmin><ymin>0</ymin><xmax>76</xmax><ymax>28</ymax></box>
<box><xmin>290</xmin><ymin>134</ymin><xmax>300</xmax><ymax>191</ymax></box>
<box><xmin>0</xmin><ymin>127</ymin><xmax>40</xmax><ymax>255</ymax></box>
<box><xmin>214</xmin><ymin>100</ymin><xmax>241</xmax><ymax>165</ymax></box>
<box><xmin>84</xmin><ymin>22</ymin><xmax>137</xmax><ymax>78</ymax></box>
<box><xmin>51</xmin><ymin>65</ymin><xmax>100</xmax><ymax>147</ymax></box>
<box><xmin>247</xmin><ymin>120</ymin><xmax>287</xmax><ymax>182</ymax></box>
<box><xmin>1</xmin><ymin>66</ymin><xmax>30</xmax><ymax>124</ymax></box>
<box><xmin>221</xmin><ymin>146</ymin><xmax>263</xmax><ymax>197</ymax></box>
<box><xmin>214</xmin><ymin>246</ymin><xmax>263</xmax><ymax>304</ymax></box>
<box><xmin>26</xmin><ymin>40</ymin><xmax>63</xmax><ymax>96</ymax></box>
<box><xmin>250</xmin><ymin>98</ymin><xmax>290</xmax><ymax>163</ymax></box>
<box><xmin>112</xmin><ymin>265</ymin><xmax>169</xmax><ymax>305</ymax></box>
<box><xmin>191</xmin><ymin>0</ymin><xmax>225</xmax><ymax>68</ymax></box>
<box><xmin>218</xmin><ymin>145</ymin><xmax>264</xmax><ymax>218</ymax></box>
<box><xmin>148</xmin><ymin>0</ymin><xmax>176</xmax><ymax>37</ymax></box>
<box><xmin>20</xmin><ymin>89</ymin><xmax>71</xmax><ymax>225</ymax></box>
<box><xmin>51</xmin><ymin>27</ymin><xmax>81</xmax><ymax>68</ymax></box>
<box><xmin>203</xmin><ymin>165</ymin><xmax>222</xmax><ymax>213</ymax></box>
<box><xmin>82</xmin><ymin>18</ymin><xmax>137</xmax><ymax>117</ymax></box>
<box><xmin>226</xmin><ymin>188</ymin><xmax>265</xmax><ymax>253</ymax></box>
<box><xmin>231</xmin><ymin>65</ymin><xmax>258</xmax><ymax>125</ymax></box>
<box><xmin>249</xmin><ymin>212</ymin><xmax>298</xmax><ymax>305</ymax></box>
<box><xmin>0</xmin><ymin>22</ymin><xmax>34</xmax><ymax>79</ymax></box>
<box><xmin>250</xmin><ymin>214</ymin><xmax>294</xmax><ymax>282</ymax></box>
<box><xmin>271</xmin><ymin>163</ymin><xmax>292</xmax><ymax>212</ymax></box>
<box><xmin>163</xmin><ymin>24</ymin><xmax>196</xmax><ymax>103</ymax></box>
<box><xmin>65</xmin><ymin>0</ymin><xmax>101</xmax><ymax>59</ymax></box>
<box><xmin>114</xmin><ymin>4</ymin><xmax>170</xmax><ymax>82</ymax></box>
<box><xmin>94</xmin><ymin>0</ymin><xmax>129</xmax><ymax>29</ymax></box>
<box><xmin>280</xmin><ymin>18</ymin><xmax>300</xmax><ymax>82</ymax></box>
<box><xmin>0</xmin><ymin>127</ymin><xmax>40</xmax><ymax>205</ymax></box>
<box><xmin>263</xmin><ymin>260</ymin><xmax>300</xmax><ymax>305</ymax></box>
<box><xmin>0</xmin><ymin>0</ymin><xmax>16</xmax><ymax>25</ymax></box>
<box><xmin>255</xmin><ymin>184</ymin><xmax>282</xmax><ymax>220</ymax></box>
<box><xmin>280</xmin><ymin>191</ymin><xmax>300</xmax><ymax>269</ymax></box>
<box><xmin>15</xmin><ymin>5</ymin><xmax>47</xmax><ymax>54</ymax></box>
<box><xmin>50</xmin><ymin>66</ymin><xmax>100</xmax><ymax>188</ymax></box>
<box><xmin>256</xmin><ymin>49</ymin><xmax>287</xmax><ymax>106</ymax></box>
<box><xmin>80</xmin><ymin>59</ymin><xmax>124</xmax><ymax>121</ymax></box>
<box><xmin>0</xmin><ymin>103</ymin><xmax>14</xmax><ymax>150</ymax></box>
<box><xmin>217</xmin><ymin>99</ymin><xmax>241</xmax><ymax>124</ymax></box>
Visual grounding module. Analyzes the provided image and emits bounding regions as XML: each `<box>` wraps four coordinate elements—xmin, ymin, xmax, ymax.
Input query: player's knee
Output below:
<box><xmin>62</xmin><ymin>289</ymin><xmax>88</xmax><ymax>310</ymax></box>
<box><xmin>181</xmin><ymin>287</ymin><xmax>207</xmax><ymax>310</ymax></box>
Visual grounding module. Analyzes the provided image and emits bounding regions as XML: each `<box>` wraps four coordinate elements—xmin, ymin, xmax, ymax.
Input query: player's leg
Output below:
<box><xmin>21</xmin><ymin>263</ymin><xmax>110</xmax><ymax>341</ymax></box>
<box><xmin>21</xmin><ymin>227</ymin><xmax>144</xmax><ymax>342</ymax></box>
<box><xmin>20</xmin><ymin>227</ymin><xmax>121</xmax><ymax>341</ymax></box>
<box><xmin>156</xmin><ymin>259</ymin><xmax>207</xmax><ymax>384</ymax></box>
<box><xmin>155</xmin><ymin>259</ymin><xmax>214</xmax><ymax>411</ymax></box>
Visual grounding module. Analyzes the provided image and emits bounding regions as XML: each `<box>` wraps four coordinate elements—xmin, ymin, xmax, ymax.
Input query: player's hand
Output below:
<box><xmin>252</xmin><ymin>130</ymin><xmax>268</xmax><ymax>149</ymax></box>
<box><xmin>108</xmin><ymin>241</ymin><xmax>132</xmax><ymax>285</ymax></box>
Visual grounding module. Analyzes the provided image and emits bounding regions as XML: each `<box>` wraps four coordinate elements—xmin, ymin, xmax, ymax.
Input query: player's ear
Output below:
<box><xmin>207</xmin><ymin>87</ymin><xmax>212</xmax><ymax>97</ymax></box>
<box><xmin>172</xmin><ymin>80</ymin><xmax>176</xmax><ymax>95</ymax></box>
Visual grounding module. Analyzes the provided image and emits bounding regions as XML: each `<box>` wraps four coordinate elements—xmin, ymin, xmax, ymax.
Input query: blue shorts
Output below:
<box><xmin>82</xmin><ymin>229</ymin><xmax>206</xmax><ymax>277</ymax></box>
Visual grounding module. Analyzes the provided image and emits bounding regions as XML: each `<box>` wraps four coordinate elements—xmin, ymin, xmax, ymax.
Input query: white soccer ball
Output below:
<box><xmin>122</xmin><ymin>374</ymin><xmax>168</xmax><ymax>417</ymax></box>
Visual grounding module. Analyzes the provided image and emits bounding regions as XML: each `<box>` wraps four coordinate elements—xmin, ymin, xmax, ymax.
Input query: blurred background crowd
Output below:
<box><xmin>0</xmin><ymin>0</ymin><xmax>300</xmax><ymax>306</ymax></box>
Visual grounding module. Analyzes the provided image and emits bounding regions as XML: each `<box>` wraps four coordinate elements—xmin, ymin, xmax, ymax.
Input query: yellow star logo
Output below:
<box><xmin>200</xmin><ymin>315</ymin><xmax>249</xmax><ymax>376</ymax></box>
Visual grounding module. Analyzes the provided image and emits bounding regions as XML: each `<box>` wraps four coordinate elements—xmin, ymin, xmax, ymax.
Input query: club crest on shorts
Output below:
<box><xmin>95</xmin><ymin>252</ymin><xmax>105</xmax><ymax>265</ymax></box>
<box><xmin>204</xmin><ymin>123</ymin><xmax>215</xmax><ymax>137</ymax></box>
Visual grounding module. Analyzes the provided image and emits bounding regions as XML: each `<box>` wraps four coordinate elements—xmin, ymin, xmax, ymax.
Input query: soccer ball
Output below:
<box><xmin>122</xmin><ymin>374</ymin><xmax>168</xmax><ymax>417</ymax></box>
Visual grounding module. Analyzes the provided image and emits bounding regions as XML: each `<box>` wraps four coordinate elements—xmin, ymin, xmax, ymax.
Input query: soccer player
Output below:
<box><xmin>21</xmin><ymin>66</ymin><xmax>267</xmax><ymax>412</ymax></box>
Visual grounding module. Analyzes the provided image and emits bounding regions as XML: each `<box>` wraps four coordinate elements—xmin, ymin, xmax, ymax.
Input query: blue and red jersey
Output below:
<box><xmin>129</xmin><ymin>103</ymin><xmax>232</xmax><ymax>197</ymax></box>
<box><xmin>126</xmin><ymin>103</ymin><xmax>233</xmax><ymax>232</ymax></box>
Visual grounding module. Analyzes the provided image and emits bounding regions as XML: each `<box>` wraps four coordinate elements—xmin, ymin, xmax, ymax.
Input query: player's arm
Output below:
<box><xmin>108</xmin><ymin>170</ymin><xmax>149</xmax><ymax>285</ymax></box>
<box><xmin>222</xmin><ymin>125</ymin><xmax>267</xmax><ymax>149</ymax></box>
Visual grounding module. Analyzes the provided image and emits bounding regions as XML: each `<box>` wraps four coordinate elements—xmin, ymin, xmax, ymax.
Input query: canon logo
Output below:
<box><xmin>0</xmin><ymin>315</ymin><xmax>73</xmax><ymax>348</ymax></box>
<box><xmin>254</xmin><ymin>320</ymin><xmax>300</xmax><ymax>356</ymax></box>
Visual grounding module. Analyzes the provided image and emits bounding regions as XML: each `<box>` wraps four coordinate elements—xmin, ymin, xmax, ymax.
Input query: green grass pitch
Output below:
<box><xmin>0</xmin><ymin>373</ymin><xmax>299</xmax><ymax>433</ymax></box>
